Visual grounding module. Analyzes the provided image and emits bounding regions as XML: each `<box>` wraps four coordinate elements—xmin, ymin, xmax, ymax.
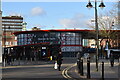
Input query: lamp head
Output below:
<box><xmin>86</xmin><ymin>2</ymin><xmax>93</xmax><ymax>8</ymax></box>
<box><xmin>99</xmin><ymin>2</ymin><xmax>105</xmax><ymax>8</ymax></box>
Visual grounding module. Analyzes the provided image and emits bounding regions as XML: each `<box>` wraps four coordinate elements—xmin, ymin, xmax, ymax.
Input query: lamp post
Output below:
<box><xmin>86</xmin><ymin>0</ymin><xmax>105</xmax><ymax>71</ymax></box>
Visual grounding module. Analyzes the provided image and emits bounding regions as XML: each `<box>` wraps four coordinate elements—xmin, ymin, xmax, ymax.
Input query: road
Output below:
<box><xmin>2</xmin><ymin>57</ymin><xmax>120</xmax><ymax>80</ymax></box>
<box><xmin>2</xmin><ymin>58</ymin><xmax>79</xmax><ymax>80</ymax></box>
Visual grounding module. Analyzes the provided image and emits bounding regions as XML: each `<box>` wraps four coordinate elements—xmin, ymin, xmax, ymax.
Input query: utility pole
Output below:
<box><xmin>95</xmin><ymin>0</ymin><xmax>99</xmax><ymax>71</ymax></box>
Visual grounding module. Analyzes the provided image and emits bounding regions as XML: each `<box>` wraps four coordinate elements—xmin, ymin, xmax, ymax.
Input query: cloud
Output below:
<box><xmin>31</xmin><ymin>7</ymin><xmax>46</xmax><ymax>16</ymax></box>
<box><xmin>59</xmin><ymin>14</ymin><xmax>90</xmax><ymax>29</ymax></box>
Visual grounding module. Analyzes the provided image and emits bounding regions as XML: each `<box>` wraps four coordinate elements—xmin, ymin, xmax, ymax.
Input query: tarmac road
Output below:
<box><xmin>2</xmin><ymin>58</ymin><xmax>78</xmax><ymax>80</ymax></box>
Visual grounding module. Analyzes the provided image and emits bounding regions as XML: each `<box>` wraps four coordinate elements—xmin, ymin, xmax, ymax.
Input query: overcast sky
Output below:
<box><xmin>2</xmin><ymin>1</ymin><xmax>118</xmax><ymax>30</ymax></box>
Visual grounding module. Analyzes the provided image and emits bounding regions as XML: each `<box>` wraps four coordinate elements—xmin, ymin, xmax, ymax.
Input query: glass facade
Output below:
<box><xmin>17</xmin><ymin>31</ymin><xmax>82</xmax><ymax>53</ymax></box>
<box><xmin>60</xmin><ymin>32</ymin><xmax>82</xmax><ymax>52</ymax></box>
<box><xmin>17</xmin><ymin>32</ymin><xmax>60</xmax><ymax>45</ymax></box>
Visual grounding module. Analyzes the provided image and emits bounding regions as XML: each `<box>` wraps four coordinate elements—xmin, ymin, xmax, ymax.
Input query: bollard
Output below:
<box><xmin>119</xmin><ymin>57</ymin><xmax>120</xmax><ymax>65</ymax></box>
<box><xmin>11</xmin><ymin>59</ymin><xmax>13</xmax><ymax>66</ymax></box>
<box><xmin>102</xmin><ymin>62</ymin><xmax>104</xmax><ymax>80</ymax></box>
<box><xmin>80</xmin><ymin>59</ymin><xmax>84</xmax><ymax>76</ymax></box>
<box><xmin>77</xmin><ymin>60</ymin><xmax>79</xmax><ymax>73</ymax></box>
<box><xmin>79</xmin><ymin>59</ymin><xmax>81</xmax><ymax>74</ymax></box>
<box><xmin>13</xmin><ymin>58</ymin><xmax>16</xmax><ymax>65</ymax></box>
<box><xmin>111</xmin><ymin>60</ymin><xmax>114</xmax><ymax>67</ymax></box>
<box><xmin>77</xmin><ymin>59</ymin><xmax>80</xmax><ymax>73</ymax></box>
<box><xmin>3</xmin><ymin>59</ymin><xmax>6</xmax><ymax>67</ymax></box>
<box><xmin>31</xmin><ymin>58</ymin><xmax>32</xmax><ymax>62</ymax></box>
<box><xmin>26</xmin><ymin>58</ymin><xmax>27</xmax><ymax>61</ymax></box>
<box><xmin>18</xmin><ymin>58</ymin><xmax>20</xmax><ymax>65</ymax></box>
<box><xmin>87</xmin><ymin>58</ymin><xmax>91</xmax><ymax>79</ymax></box>
<box><xmin>34</xmin><ymin>57</ymin><xmax>36</xmax><ymax>61</ymax></box>
<box><xmin>25</xmin><ymin>58</ymin><xmax>28</xmax><ymax>64</ymax></box>
<box><xmin>25</xmin><ymin>58</ymin><xmax>27</xmax><ymax>64</ymax></box>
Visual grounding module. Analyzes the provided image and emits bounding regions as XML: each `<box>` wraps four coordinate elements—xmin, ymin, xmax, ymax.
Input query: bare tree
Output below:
<box><xmin>88</xmin><ymin>2</ymin><xmax>119</xmax><ymax>48</ymax></box>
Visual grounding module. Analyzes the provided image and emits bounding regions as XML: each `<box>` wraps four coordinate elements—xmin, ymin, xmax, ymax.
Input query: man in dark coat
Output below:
<box><xmin>110</xmin><ymin>51</ymin><xmax>114</xmax><ymax>67</ymax></box>
<box><xmin>57</xmin><ymin>52</ymin><xmax>63</xmax><ymax>71</ymax></box>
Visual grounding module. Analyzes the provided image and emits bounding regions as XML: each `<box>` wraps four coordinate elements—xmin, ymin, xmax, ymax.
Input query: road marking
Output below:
<box><xmin>62</xmin><ymin>63</ymin><xmax>77</xmax><ymax>80</ymax></box>
<box><xmin>62</xmin><ymin>68</ymin><xmax>68</xmax><ymax>79</ymax></box>
<box><xmin>65</xmin><ymin>67</ymin><xmax>72</xmax><ymax>78</ymax></box>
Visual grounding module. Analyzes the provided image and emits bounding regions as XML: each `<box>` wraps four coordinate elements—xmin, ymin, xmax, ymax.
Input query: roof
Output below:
<box><xmin>13</xmin><ymin>29</ymin><xmax>120</xmax><ymax>39</ymax></box>
<box><xmin>13</xmin><ymin>29</ymin><xmax>94</xmax><ymax>34</ymax></box>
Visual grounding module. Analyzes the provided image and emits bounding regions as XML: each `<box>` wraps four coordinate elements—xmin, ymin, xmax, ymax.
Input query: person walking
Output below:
<box><xmin>110</xmin><ymin>51</ymin><xmax>114</xmax><ymax>67</ymax></box>
<box><xmin>57</xmin><ymin>52</ymin><xmax>63</xmax><ymax>71</ymax></box>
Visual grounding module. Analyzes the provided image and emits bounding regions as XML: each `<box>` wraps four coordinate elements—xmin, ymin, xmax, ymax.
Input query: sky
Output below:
<box><xmin>2</xmin><ymin>1</ymin><xmax>118</xmax><ymax>30</ymax></box>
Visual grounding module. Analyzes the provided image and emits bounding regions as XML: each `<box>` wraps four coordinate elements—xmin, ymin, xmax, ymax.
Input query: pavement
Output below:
<box><xmin>2</xmin><ymin>57</ymin><xmax>77</xmax><ymax>67</ymax></box>
<box><xmin>2</xmin><ymin>60</ymin><xmax>55</xmax><ymax>67</ymax></box>
<box><xmin>74</xmin><ymin>58</ymin><xmax>120</xmax><ymax>80</ymax></box>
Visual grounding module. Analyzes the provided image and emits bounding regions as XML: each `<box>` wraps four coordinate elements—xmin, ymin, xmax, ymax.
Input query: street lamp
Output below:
<box><xmin>86</xmin><ymin>0</ymin><xmax>105</xmax><ymax>71</ymax></box>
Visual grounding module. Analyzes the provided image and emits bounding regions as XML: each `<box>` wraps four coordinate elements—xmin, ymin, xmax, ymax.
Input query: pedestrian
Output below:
<box><xmin>57</xmin><ymin>52</ymin><xmax>63</xmax><ymax>71</ymax></box>
<box><xmin>110</xmin><ymin>51</ymin><xmax>114</xmax><ymax>67</ymax></box>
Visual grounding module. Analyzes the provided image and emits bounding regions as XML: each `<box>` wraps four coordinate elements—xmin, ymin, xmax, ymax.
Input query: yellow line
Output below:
<box><xmin>65</xmin><ymin>67</ymin><xmax>72</xmax><ymax>78</ymax></box>
<box><xmin>62</xmin><ymin>63</ymin><xmax>77</xmax><ymax>80</ymax></box>
<box><xmin>62</xmin><ymin>67</ymin><xmax>68</xmax><ymax>78</ymax></box>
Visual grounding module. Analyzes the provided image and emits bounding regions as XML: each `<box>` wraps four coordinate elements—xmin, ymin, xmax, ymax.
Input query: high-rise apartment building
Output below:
<box><xmin>2</xmin><ymin>16</ymin><xmax>23</xmax><ymax>47</ymax></box>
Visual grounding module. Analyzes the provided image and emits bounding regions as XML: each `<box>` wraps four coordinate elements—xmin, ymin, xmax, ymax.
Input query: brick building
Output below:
<box><xmin>2</xmin><ymin>16</ymin><xmax>24</xmax><ymax>47</ymax></box>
